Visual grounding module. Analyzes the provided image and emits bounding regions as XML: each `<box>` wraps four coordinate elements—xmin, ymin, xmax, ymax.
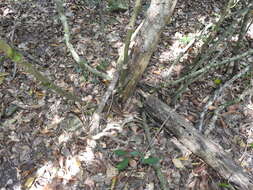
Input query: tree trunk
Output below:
<box><xmin>119</xmin><ymin>0</ymin><xmax>177</xmax><ymax>102</ymax></box>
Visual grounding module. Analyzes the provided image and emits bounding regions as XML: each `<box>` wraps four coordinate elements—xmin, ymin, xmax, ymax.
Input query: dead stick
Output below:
<box><xmin>144</xmin><ymin>96</ymin><xmax>253</xmax><ymax>190</ymax></box>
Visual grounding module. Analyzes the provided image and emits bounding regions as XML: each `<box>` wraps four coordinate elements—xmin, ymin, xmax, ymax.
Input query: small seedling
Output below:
<box><xmin>180</xmin><ymin>35</ymin><xmax>192</xmax><ymax>45</ymax></box>
<box><xmin>114</xmin><ymin>149</ymin><xmax>160</xmax><ymax>171</ymax></box>
<box><xmin>141</xmin><ymin>157</ymin><xmax>160</xmax><ymax>165</ymax></box>
<box><xmin>214</xmin><ymin>78</ymin><xmax>222</xmax><ymax>85</ymax></box>
<box><xmin>218</xmin><ymin>183</ymin><xmax>232</xmax><ymax>189</ymax></box>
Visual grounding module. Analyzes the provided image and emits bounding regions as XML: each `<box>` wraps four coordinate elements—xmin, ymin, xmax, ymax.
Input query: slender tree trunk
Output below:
<box><xmin>119</xmin><ymin>0</ymin><xmax>177</xmax><ymax>102</ymax></box>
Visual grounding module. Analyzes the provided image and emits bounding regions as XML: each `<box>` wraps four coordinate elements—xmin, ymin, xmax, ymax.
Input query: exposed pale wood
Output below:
<box><xmin>119</xmin><ymin>0</ymin><xmax>178</xmax><ymax>102</ymax></box>
<box><xmin>144</xmin><ymin>96</ymin><xmax>253</xmax><ymax>190</ymax></box>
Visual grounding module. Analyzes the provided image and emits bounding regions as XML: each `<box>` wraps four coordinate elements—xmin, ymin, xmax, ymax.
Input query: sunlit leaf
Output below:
<box><xmin>12</xmin><ymin>52</ymin><xmax>22</xmax><ymax>62</ymax></box>
<box><xmin>153</xmin><ymin>70</ymin><xmax>161</xmax><ymax>75</ymax></box>
<box><xmin>35</xmin><ymin>90</ymin><xmax>45</xmax><ymax>99</ymax></box>
<box><xmin>214</xmin><ymin>78</ymin><xmax>222</xmax><ymax>85</ymax></box>
<box><xmin>180</xmin><ymin>35</ymin><xmax>192</xmax><ymax>44</ymax></box>
<box><xmin>178</xmin><ymin>156</ymin><xmax>189</xmax><ymax>161</ymax></box>
<box><xmin>172</xmin><ymin>158</ymin><xmax>184</xmax><ymax>168</ymax></box>
<box><xmin>24</xmin><ymin>176</ymin><xmax>36</xmax><ymax>188</ymax></box>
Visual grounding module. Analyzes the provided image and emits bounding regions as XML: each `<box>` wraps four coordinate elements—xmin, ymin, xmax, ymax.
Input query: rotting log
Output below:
<box><xmin>144</xmin><ymin>95</ymin><xmax>253</xmax><ymax>190</ymax></box>
<box><xmin>119</xmin><ymin>0</ymin><xmax>177</xmax><ymax>102</ymax></box>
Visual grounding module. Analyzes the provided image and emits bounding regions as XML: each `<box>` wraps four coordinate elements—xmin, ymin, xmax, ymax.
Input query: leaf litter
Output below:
<box><xmin>0</xmin><ymin>0</ymin><xmax>253</xmax><ymax>189</ymax></box>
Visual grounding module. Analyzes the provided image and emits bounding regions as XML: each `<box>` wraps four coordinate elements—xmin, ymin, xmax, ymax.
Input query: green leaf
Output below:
<box><xmin>5</xmin><ymin>47</ymin><xmax>22</xmax><ymax>62</ymax></box>
<box><xmin>116</xmin><ymin>158</ymin><xmax>129</xmax><ymax>171</ymax></box>
<box><xmin>12</xmin><ymin>52</ymin><xmax>22</xmax><ymax>62</ymax></box>
<box><xmin>214</xmin><ymin>78</ymin><xmax>222</xmax><ymax>85</ymax></box>
<box><xmin>114</xmin><ymin>149</ymin><xmax>128</xmax><ymax>157</ymax></box>
<box><xmin>249</xmin><ymin>143</ymin><xmax>253</xmax><ymax>148</ymax></box>
<box><xmin>129</xmin><ymin>151</ymin><xmax>141</xmax><ymax>157</ymax></box>
<box><xmin>180</xmin><ymin>35</ymin><xmax>192</xmax><ymax>44</ymax></box>
<box><xmin>108</xmin><ymin>0</ymin><xmax>128</xmax><ymax>12</ymax></box>
<box><xmin>218</xmin><ymin>183</ymin><xmax>231</xmax><ymax>188</ymax></box>
<box><xmin>141</xmin><ymin>157</ymin><xmax>160</xmax><ymax>165</ymax></box>
<box><xmin>6</xmin><ymin>46</ymin><xmax>14</xmax><ymax>58</ymax></box>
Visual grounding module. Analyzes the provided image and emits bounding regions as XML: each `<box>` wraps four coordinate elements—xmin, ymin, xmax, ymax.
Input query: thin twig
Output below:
<box><xmin>232</xmin><ymin>6</ymin><xmax>252</xmax><ymax>75</ymax></box>
<box><xmin>198</xmin><ymin>65</ymin><xmax>251</xmax><ymax>132</ymax></box>
<box><xmin>166</xmin><ymin>2</ymin><xmax>250</xmax><ymax>100</ymax></box>
<box><xmin>162</xmin><ymin>23</ymin><xmax>213</xmax><ymax>82</ymax></box>
<box><xmin>54</xmin><ymin>0</ymin><xmax>111</xmax><ymax>81</ymax></box>
<box><xmin>92</xmin><ymin>115</ymin><xmax>134</xmax><ymax>142</ymax></box>
<box><xmin>89</xmin><ymin>72</ymin><xmax>119</xmax><ymax>134</ymax></box>
<box><xmin>170</xmin><ymin>6</ymin><xmax>251</xmax><ymax>102</ymax></box>
<box><xmin>205</xmin><ymin>79</ymin><xmax>253</xmax><ymax>136</ymax></box>
<box><xmin>168</xmin><ymin>11</ymin><xmax>242</xmax><ymax>89</ymax></box>
<box><xmin>119</xmin><ymin>0</ymin><xmax>142</xmax><ymax>83</ymax></box>
<box><xmin>172</xmin><ymin>45</ymin><xmax>227</xmax><ymax>104</ymax></box>
<box><xmin>188</xmin><ymin>0</ymin><xmax>235</xmax><ymax>71</ymax></box>
<box><xmin>168</xmin><ymin>49</ymin><xmax>253</xmax><ymax>86</ymax></box>
<box><xmin>89</xmin><ymin>0</ymin><xmax>142</xmax><ymax>135</ymax></box>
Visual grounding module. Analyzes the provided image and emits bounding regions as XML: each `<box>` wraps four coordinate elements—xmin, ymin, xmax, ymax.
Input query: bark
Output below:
<box><xmin>119</xmin><ymin>0</ymin><xmax>177</xmax><ymax>102</ymax></box>
<box><xmin>144</xmin><ymin>96</ymin><xmax>253</xmax><ymax>190</ymax></box>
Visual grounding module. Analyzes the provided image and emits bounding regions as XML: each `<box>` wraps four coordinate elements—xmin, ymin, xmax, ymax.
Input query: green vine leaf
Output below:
<box><xmin>130</xmin><ymin>151</ymin><xmax>141</xmax><ymax>157</ymax></box>
<box><xmin>218</xmin><ymin>183</ymin><xmax>232</xmax><ymax>188</ymax></box>
<box><xmin>141</xmin><ymin>156</ymin><xmax>160</xmax><ymax>165</ymax></box>
<box><xmin>12</xmin><ymin>51</ymin><xmax>22</xmax><ymax>62</ymax></box>
<box><xmin>214</xmin><ymin>78</ymin><xmax>222</xmax><ymax>85</ymax></box>
<box><xmin>114</xmin><ymin>149</ymin><xmax>128</xmax><ymax>157</ymax></box>
<box><xmin>116</xmin><ymin>158</ymin><xmax>130</xmax><ymax>171</ymax></box>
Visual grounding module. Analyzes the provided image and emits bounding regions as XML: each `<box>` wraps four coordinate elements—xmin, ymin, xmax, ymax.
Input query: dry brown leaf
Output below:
<box><xmin>129</xmin><ymin>159</ymin><xmax>138</xmax><ymax>168</ymax></box>
<box><xmin>208</xmin><ymin>105</ymin><xmax>216</xmax><ymax>111</ymax></box>
<box><xmin>106</xmin><ymin>164</ymin><xmax>118</xmax><ymax>179</ymax></box>
<box><xmin>227</xmin><ymin>104</ymin><xmax>240</xmax><ymax>112</ymax></box>
<box><xmin>186</xmin><ymin>115</ymin><xmax>196</xmax><ymax>122</ymax></box>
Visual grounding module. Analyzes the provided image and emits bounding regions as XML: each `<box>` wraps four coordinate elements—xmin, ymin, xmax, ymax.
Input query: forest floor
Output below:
<box><xmin>0</xmin><ymin>0</ymin><xmax>253</xmax><ymax>189</ymax></box>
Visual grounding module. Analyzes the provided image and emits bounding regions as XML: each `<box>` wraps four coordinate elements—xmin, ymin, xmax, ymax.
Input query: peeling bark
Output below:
<box><xmin>144</xmin><ymin>96</ymin><xmax>253</xmax><ymax>190</ymax></box>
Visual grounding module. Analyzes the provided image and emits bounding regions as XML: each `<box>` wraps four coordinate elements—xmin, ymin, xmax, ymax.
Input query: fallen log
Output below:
<box><xmin>144</xmin><ymin>95</ymin><xmax>253</xmax><ymax>190</ymax></box>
